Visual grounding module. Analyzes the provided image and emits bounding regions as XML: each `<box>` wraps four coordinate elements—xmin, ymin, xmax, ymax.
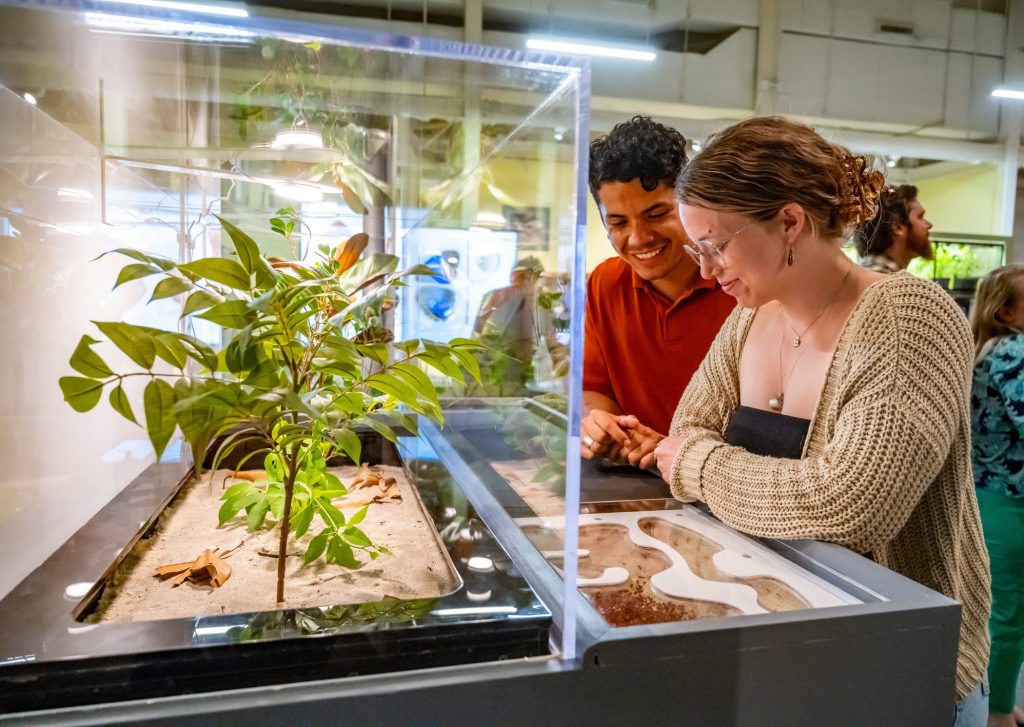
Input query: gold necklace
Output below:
<box><xmin>768</xmin><ymin>260</ymin><xmax>853</xmax><ymax>412</ymax></box>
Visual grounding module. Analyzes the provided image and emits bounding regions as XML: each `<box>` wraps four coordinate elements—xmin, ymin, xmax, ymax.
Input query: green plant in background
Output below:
<box><xmin>230</xmin><ymin>39</ymin><xmax>390</xmax><ymax>213</ymax></box>
<box><xmin>908</xmin><ymin>243</ymin><xmax>982</xmax><ymax>284</ymax></box>
<box><xmin>495</xmin><ymin>396</ymin><xmax>568</xmax><ymax>497</ymax></box>
<box><xmin>59</xmin><ymin>216</ymin><xmax>482</xmax><ymax>602</ymax></box>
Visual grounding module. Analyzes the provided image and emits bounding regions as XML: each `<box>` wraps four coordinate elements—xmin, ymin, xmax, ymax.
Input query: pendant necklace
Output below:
<box><xmin>786</xmin><ymin>278</ymin><xmax>842</xmax><ymax>348</ymax></box>
<box><xmin>769</xmin><ymin>260</ymin><xmax>854</xmax><ymax>412</ymax></box>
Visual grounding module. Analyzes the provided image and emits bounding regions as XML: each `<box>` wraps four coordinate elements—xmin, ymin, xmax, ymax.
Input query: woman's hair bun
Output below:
<box><xmin>835</xmin><ymin>154</ymin><xmax>885</xmax><ymax>230</ymax></box>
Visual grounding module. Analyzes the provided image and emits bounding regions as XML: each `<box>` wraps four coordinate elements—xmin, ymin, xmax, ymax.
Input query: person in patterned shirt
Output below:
<box><xmin>852</xmin><ymin>184</ymin><xmax>934</xmax><ymax>273</ymax></box>
<box><xmin>970</xmin><ymin>264</ymin><xmax>1024</xmax><ymax>727</ymax></box>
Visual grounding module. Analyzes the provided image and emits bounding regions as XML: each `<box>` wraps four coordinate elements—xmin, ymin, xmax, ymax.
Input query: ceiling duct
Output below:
<box><xmin>874</xmin><ymin>19</ymin><xmax>915</xmax><ymax>38</ymax></box>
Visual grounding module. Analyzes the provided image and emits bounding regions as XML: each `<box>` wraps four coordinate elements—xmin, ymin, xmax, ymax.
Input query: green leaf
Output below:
<box><xmin>343</xmin><ymin>526</ymin><xmax>372</xmax><ymax>548</ymax></box>
<box><xmin>392</xmin><ymin>361</ymin><xmax>438</xmax><ymax>401</ymax></box>
<box><xmin>153</xmin><ymin>333</ymin><xmax>188</xmax><ymax>369</ymax></box>
<box><xmin>291</xmin><ymin>502</ymin><xmax>315</xmax><ymax>538</ymax></box>
<box><xmin>356</xmin><ymin>343</ymin><xmax>388</xmax><ymax>366</ymax></box>
<box><xmin>219</xmin><ymin>489</ymin><xmax>260</xmax><ymax>526</ymax></box>
<box><xmin>113</xmin><ymin>263</ymin><xmax>160</xmax><ymax>289</ymax></box>
<box><xmin>334</xmin><ymin>428</ymin><xmax>361</xmax><ymax>465</ymax></box>
<box><xmin>176</xmin><ymin>334</ymin><xmax>219</xmax><ymax>372</ymax></box>
<box><xmin>321</xmin><ymin>472</ymin><xmax>347</xmax><ymax>497</ymax></box>
<box><xmin>149</xmin><ymin>276</ymin><xmax>192</xmax><ymax>303</ymax></box>
<box><xmin>246</xmin><ymin>494</ymin><xmax>271</xmax><ymax>531</ymax></box>
<box><xmin>354</xmin><ymin>416</ymin><xmax>397</xmax><ymax>445</ymax></box>
<box><xmin>197</xmin><ymin>300</ymin><xmax>255</xmax><ymax>329</ymax></box>
<box><xmin>59</xmin><ymin>376</ymin><xmax>104</xmax><ymax>412</ymax></box>
<box><xmin>216</xmin><ymin>216</ymin><xmax>260</xmax><ymax>274</ymax></box>
<box><xmin>390</xmin><ymin>412</ymin><xmax>419</xmax><ymax>436</ymax></box>
<box><xmin>225</xmin><ymin>327</ymin><xmax>259</xmax><ymax>374</ymax></box>
<box><xmin>181</xmin><ymin>290</ymin><xmax>222</xmax><ymax>317</ymax></box>
<box><xmin>178</xmin><ymin>258</ymin><xmax>251</xmax><ymax>290</ymax></box>
<box><xmin>143</xmin><ymin>378</ymin><xmax>177</xmax><ymax>460</ymax></box>
<box><xmin>265</xmin><ymin>452</ymin><xmax>285</xmax><ymax>482</ymax></box>
<box><xmin>222</xmin><ymin>481</ymin><xmax>258</xmax><ymax>501</ymax></box>
<box><xmin>94</xmin><ymin>321</ymin><xmax>156</xmax><ymax>369</ymax></box>
<box><xmin>449</xmin><ymin>347</ymin><xmax>482</xmax><ymax>384</ymax></box>
<box><xmin>70</xmin><ymin>335</ymin><xmax>113</xmax><ymax>378</ymax></box>
<box><xmin>304</xmin><ymin>530</ymin><xmax>330</xmax><ymax>565</ymax></box>
<box><xmin>448</xmin><ymin>337</ymin><xmax>486</xmax><ymax>350</ymax></box>
<box><xmin>97</xmin><ymin>248</ymin><xmax>175</xmax><ymax>270</ymax></box>
<box><xmin>319</xmin><ymin>499</ymin><xmax>346</xmax><ymax>527</ymax></box>
<box><xmin>420</xmin><ymin>351</ymin><xmax>464</xmax><ymax>383</ymax></box>
<box><xmin>365</xmin><ymin>373</ymin><xmax>417</xmax><ymax>404</ymax></box>
<box><xmin>109</xmin><ymin>384</ymin><xmax>138</xmax><ymax>424</ymax></box>
<box><xmin>394</xmin><ymin>339</ymin><xmax>420</xmax><ymax>356</ymax></box>
<box><xmin>403</xmin><ymin>264</ymin><xmax>440</xmax><ymax>277</ymax></box>
<box><xmin>267</xmin><ymin>490</ymin><xmax>285</xmax><ymax>520</ymax></box>
<box><xmin>328</xmin><ymin>537</ymin><xmax>360</xmax><ymax>568</ymax></box>
<box><xmin>337</xmin><ymin>253</ymin><xmax>399</xmax><ymax>295</ymax></box>
<box><xmin>348</xmin><ymin>505</ymin><xmax>369</xmax><ymax>526</ymax></box>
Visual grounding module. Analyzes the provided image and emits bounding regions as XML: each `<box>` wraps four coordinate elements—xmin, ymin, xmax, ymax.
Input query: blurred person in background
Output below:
<box><xmin>970</xmin><ymin>264</ymin><xmax>1024</xmax><ymax>727</ymax></box>
<box><xmin>853</xmin><ymin>183</ymin><xmax>934</xmax><ymax>273</ymax></box>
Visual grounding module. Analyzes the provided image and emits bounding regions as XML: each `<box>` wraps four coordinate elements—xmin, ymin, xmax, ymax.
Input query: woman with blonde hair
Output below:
<box><xmin>971</xmin><ymin>264</ymin><xmax>1024</xmax><ymax>727</ymax></box>
<box><xmin>633</xmin><ymin>116</ymin><xmax>990</xmax><ymax>724</ymax></box>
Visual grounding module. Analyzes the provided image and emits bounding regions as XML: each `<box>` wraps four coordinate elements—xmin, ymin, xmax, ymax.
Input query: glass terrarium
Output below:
<box><xmin>908</xmin><ymin>233</ymin><xmax>1008</xmax><ymax>314</ymax></box>
<box><xmin>0</xmin><ymin>2</ymin><xmax>966</xmax><ymax>723</ymax></box>
<box><xmin>0</xmin><ymin>0</ymin><xmax>587</xmax><ymax>711</ymax></box>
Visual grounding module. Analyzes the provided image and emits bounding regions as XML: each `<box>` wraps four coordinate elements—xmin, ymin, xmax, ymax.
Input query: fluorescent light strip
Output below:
<box><xmin>992</xmin><ymin>87</ymin><xmax>1024</xmax><ymax>101</ymax></box>
<box><xmin>98</xmin><ymin>0</ymin><xmax>248</xmax><ymax>18</ymax></box>
<box><xmin>527</xmin><ymin>37</ymin><xmax>656</xmax><ymax>61</ymax></box>
<box><xmin>85</xmin><ymin>12</ymin><xmax>255</xmax><ymax>39</ymax></box>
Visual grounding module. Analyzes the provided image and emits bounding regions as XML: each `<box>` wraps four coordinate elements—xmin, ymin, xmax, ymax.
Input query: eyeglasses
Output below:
<box><xmin>683</xmin><ymin>217</ymin><xmax>758</xmax><ymax>267</ymax></box>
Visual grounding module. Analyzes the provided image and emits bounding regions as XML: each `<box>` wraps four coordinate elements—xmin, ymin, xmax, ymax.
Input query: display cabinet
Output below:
<box><xmin>0</xmin><ymin>0</ymin><xmax>587</xmax><ymax>713</ymax></box>
<box><xmin>908</xmin><ymin>233</ymin><xmax>1008</xmax><ymax>314</ymax></box>
<box><xmin>0</xmin><ymin>2</ymin><xmax>961</xmax><ymax>725</ymax></box>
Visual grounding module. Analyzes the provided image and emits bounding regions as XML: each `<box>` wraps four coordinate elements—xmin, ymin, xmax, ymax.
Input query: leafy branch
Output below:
<box><xmin>61</xmin><ymin>215</ymin><xmax>482</xmax><ymax>603</ymax></box>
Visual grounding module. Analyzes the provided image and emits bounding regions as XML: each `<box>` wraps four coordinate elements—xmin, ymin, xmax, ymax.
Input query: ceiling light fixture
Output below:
<box><xmin>271</xmin><ymin>128</ymin><xmax>323</xmax><ymax>150</ymax></box>
<box><xmin>84</xmin><ymin>12</ymin><xmax>255</xmax><ymax>40</ymax></box>
<box><xmin>98</xmin><ymin>0</ymin><xmax>248</xmax><ymax>18</ymax></box>
<box><xmin>992</xmin><ymin>86</ymin><xmax>1024</xmax><ymax>101</ymax></box>
<box><xmin>272</xmin><ymin>182</ymin><xmax>323</xmax><ymax>203</ymax></box>
<box><xmin>526</xmin><ymin>37</ymin><xmax>657</xmax><ymax>62</ymax></box>
<box><xmin>473</xmin><ymin>211</ymin><xmax>507</xmax><ymax>227</ymax></box>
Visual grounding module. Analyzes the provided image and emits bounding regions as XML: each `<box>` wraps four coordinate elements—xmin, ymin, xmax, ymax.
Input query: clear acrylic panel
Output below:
<box><xmin>0</xmin><ymin>0</ymin><xmax>588</xmax><ymax>666</ymax></box>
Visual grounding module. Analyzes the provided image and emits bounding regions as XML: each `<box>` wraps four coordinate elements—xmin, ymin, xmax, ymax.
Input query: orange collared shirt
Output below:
<box><xmin>583</xmin><ymin>257</ymin><xmax>736</xmax><ymax>434</ymax></box>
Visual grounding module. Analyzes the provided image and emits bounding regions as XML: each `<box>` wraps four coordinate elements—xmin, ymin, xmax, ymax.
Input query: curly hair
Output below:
<box><xmin>588</xmin><ymin>116</ymin><xmax>688</xmax><ymax>203</ymax></box>
<box><xmin>674</xmin><ymin>116</ymin><xmax>885</xmax><ymax>240</ymax></box>
<box><xmin>852</xmin><ymin>184</ymin><xmax>918</xmax><ymax>257</ymax></box>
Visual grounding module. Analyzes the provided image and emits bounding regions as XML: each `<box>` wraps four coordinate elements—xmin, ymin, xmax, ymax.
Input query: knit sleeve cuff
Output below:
<box><xmin>669</xmin><ymin>437</ymin><xmax>726</xmax><ymax>502</ymax></box>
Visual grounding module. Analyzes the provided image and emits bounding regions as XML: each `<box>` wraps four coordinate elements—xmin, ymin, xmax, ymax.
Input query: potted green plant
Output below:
<box><xmin>59</xmin><ymin>215</ymin><xmax>481</xmax><ymax>603</ymax></box>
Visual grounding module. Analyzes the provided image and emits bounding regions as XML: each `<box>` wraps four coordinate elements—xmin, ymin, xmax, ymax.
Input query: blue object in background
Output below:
<box><xmin>418</xmin><ymin>255</ymin><xmax>455</xmax><ymax>320</ymax></box>
<box><xmin>423</xmin><ymin>254</ymin><xmax>451</xmax><ymax>283</ymax></box>
<box><xmin>418</xmin><ymin>284</ymin><xmax>456</xmax><ymax>321</ymax></box>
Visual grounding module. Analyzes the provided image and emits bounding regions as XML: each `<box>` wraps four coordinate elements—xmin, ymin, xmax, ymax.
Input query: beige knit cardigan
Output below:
<box><xmin>668</xmin><ymin>272</ymin><xmax>990</xmax><ymax>701</ymax></box>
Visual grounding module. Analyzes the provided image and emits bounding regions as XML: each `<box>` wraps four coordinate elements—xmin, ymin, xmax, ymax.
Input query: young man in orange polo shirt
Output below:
<box><xmin>581</xmin><ymin>116</ymin><xmax>734</xmax><ymax>465</ymax></box>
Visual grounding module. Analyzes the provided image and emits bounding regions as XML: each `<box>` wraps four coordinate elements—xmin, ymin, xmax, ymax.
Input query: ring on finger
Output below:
<box><xmin>582</xmin><ymin>434</ymin><xmax>595</xmax><ymax>448</ymax></box>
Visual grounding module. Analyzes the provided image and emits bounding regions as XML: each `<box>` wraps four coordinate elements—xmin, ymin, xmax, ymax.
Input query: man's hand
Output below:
<box><xmin>613</xmin><ymin>415</ymin><xmax>664</xmax><ymax>469</ymax></box>
<box><xmin>580</xmin><ymin>408</ymin><xmax>632</xmax><ymax>462</ymax></box>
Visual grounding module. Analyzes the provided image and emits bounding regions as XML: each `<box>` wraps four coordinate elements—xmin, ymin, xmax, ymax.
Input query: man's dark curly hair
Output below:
<box><xmin>852</xmin><ymin>184</ymin><xmax>918</xmax><ymax>256</ymax></box>
<box><xmin>588</xmin><ymin>116</ymin><xmax>689</xmax><ymax>203</ymax></box>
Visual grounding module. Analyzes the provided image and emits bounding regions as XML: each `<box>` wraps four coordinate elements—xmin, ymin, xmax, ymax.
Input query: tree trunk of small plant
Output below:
<box><xmin>276</xmin><ymin>452</ymin><xmax>297</xmax><ymax>604</ymax></box>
